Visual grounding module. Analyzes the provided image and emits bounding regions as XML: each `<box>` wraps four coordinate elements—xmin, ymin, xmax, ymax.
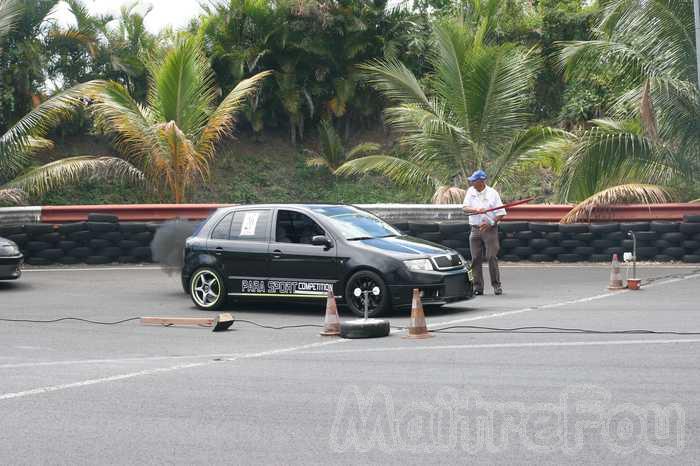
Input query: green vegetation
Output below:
<box><xmin>0</xmin><ymin>0</ymin><xmax>697</xmax><ymax>214</ymax></box>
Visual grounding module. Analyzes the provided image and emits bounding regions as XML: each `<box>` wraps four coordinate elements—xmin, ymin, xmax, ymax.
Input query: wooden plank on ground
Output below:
<box><xmin>141</xmin><ymin>316</ymin><xmax>215</xmax><ymax>328</ymax></box>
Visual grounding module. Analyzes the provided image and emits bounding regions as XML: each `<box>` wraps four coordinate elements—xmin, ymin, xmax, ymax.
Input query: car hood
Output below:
<box><xmin>355</xmin><ymin>235</ymin><xmax>453</xmax><ymax>259</ymax></box>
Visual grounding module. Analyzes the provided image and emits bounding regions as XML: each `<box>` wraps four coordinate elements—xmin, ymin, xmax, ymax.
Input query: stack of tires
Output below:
<box><xmin>1</xmin><ymin>213</ymin><xmax>156</xmax><ymax>266</ymax></box>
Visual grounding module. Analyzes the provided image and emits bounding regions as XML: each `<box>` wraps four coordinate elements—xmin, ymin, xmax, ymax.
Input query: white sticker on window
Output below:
<box><xmin>240</xmin><ymin>212</ymin><xmax>260</xmax><ymax>236</ymax></box>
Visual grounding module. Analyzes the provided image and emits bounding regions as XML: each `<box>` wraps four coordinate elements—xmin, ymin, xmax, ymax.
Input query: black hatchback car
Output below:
<box><xmin>181</xmin><ymin>204</ymin><xmax>472</xmax><ymax>316</ymax></box>
<box><xmin>0</xmin><ymin>236</ymin><xmax>23</xmax><ymax>280</ymax></box>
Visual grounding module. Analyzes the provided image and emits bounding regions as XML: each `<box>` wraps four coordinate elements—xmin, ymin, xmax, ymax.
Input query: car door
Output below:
<box><xmin>206</xmin><ymin>208</ymin><xmax>272</xmax><ymax>296</ymax></box>
<box><xmin>268</xmin><ymin>209</ymin><xmax>340</xmax><ymax>298</ymax></box>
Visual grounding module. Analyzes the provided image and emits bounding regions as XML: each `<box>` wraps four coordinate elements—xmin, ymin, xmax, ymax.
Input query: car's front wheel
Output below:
<box><xmin>345</xmin><ymin>270</ymin><xmax>390</xmax><ymax>318</ymax></box>
<box><xmin>190</xmin><ymin>267</ymin><xmax>226</xmax><ymax>310</ymax></box>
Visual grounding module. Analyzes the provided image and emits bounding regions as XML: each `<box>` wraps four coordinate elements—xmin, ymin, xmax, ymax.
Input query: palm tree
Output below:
<box><xmin>84</xmin><ymin>37</ymin><xmax>271</xmax><ymax>202</ymax></box>
<box><xmin>556</xmin><ymin>0</ymin><xmax>699</xmax><ymax>221</ymax></box>
<box><xmin>0</xmin><ymin>0</ymin><xmax>21</xmax><ymax>41</ymax></box>
<box><xmin>305</xmin><ymin>120</ymin><xmax>382</xmax><ymax>173</ymax></box>
<box><xmin>335</xmin><ymin>10</ymin><xmax>564</xmax><ymax>203</ymax></box>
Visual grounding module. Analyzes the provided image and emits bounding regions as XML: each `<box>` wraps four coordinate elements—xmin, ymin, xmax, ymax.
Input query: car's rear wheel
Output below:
<box><xmin>190</xmin><ymin>267</ymin><xmax>226</xmax><ymax>310</ymax></box>
<box><xmin>345</xmin><ymin>270</ymin><xmax>390</xmax><ymax>318</ymax></box>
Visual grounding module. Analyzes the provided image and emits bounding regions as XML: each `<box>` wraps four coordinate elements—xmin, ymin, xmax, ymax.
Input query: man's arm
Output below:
<box><xmin>462</xmin><ymin>189</ymin><xmax>483</xmax><ymax>214</ymax></box>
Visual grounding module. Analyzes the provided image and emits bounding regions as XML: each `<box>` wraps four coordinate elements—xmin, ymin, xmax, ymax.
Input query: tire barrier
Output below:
<box><xmin>387</xmin><ymin>220</ymin><xmax>700</xmax><ymax>263</ymax></box>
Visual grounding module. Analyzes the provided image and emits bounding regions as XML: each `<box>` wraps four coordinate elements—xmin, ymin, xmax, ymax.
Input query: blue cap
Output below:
<box><xmin>468</xmin><ymin>169</ymin><xmax>487</xmax><ymax>182</ymax></box>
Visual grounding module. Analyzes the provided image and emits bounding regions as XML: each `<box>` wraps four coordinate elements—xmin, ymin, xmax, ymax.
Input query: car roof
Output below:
<box><xmin>221</xmin><ymin>203</ymin><xmax>356</xmax><ymax>213</ymax></box>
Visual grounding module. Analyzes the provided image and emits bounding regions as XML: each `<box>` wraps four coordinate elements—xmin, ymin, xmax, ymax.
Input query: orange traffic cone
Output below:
<box><xmin>320</xmin><ymin>289</ymin><xmax>341</xmax><ymax>336</ymax></box>
<box><xmin>403</xmin><ymin>288</ymin><xmax>433</xmax><ymax>339</ymax></box>
<box><xmin>608</xmin><ymin>253</ymin><xmax>625</xmax><ymax>290</ymax></box>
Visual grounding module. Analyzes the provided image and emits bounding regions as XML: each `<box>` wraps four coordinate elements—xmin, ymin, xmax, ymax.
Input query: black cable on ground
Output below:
<box><xmin>0</xmin><ymin>317</ymin><xmax>141</xmax><ymax>325</ymax></box>
<box><xmin>234</xmin><ymin>319</ymin><xmax>324</xmax><ymax>330</ymax></box>
<box><xmin>428</xmin><ymin>325</ymin><xmax>700</xmax><ymax>335</ymax></box>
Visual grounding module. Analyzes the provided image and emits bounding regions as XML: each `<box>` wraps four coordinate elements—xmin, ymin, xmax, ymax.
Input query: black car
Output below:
<box><xmin>181</xmin><ymin>204</ymin><xmax>473</xmax><ymax>316</ymax></box>
<box><xmin>0</xmin><ymin>237</ymin><xmax>23</xmax><ymax>280</ymax></box>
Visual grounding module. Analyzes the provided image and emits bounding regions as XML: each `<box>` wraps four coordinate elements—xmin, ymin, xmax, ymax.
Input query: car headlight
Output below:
<box><xmin>0</xmin><ymin>242</ymin><xmax>20</xmax><ymax>256</ymax></box>
<box><xmin>403</xmin><ymin>258</ymin><xmax>434</xmax><ymax>272</ymax></box>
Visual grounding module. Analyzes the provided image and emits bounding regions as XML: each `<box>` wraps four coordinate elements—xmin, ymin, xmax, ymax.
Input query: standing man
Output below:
<box><xmin>462</xmin><ymin>169</ymin><xmax>506</xmax><ymax>295</ymax></box>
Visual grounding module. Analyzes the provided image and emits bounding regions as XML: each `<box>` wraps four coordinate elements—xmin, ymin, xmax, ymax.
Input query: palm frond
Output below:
<box><xmin>0</xmin><ymin>0</ymin><xmax>21</xmax><ymax>39</ymax></box>
<box><xmin>346</xmin><ymin>142</ymin><xmax>382</xmax><ymax>161</ymax></box>
<box><xmin>561</xmin><ymin>183</ymin><xmax>672</xmax><ymax>223</ymax></box>
<box><xmin>5</xmin><ymin>156</ymin><xmax>143</xmax><ymax>197</ymax></box>
<box><xmin>335</xmin><ymin>155</ymin><xmax>442</xmax><ymax>189</ymax></box>
<box><xmin>0</xmin><ymin>188</ymin><xmax>27</xmax><ymax>206</ymax></box>
<box><xmin>156</xmin><ymin>121</ymin><xmax>205</xmax><ymax>203</ymax></box>
<box><xmin>358</xmin><ymin>58</ymin><xmax>430</xmax><ymax>107</ymax></box>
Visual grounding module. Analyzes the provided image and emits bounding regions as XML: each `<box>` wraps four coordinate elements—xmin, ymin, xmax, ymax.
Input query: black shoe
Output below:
<box><xmin>494</xmin><ymin>287</ymin><xmax>503</xmax><ymax>295</ymax></box>
<box><xmin>473</xmin><ymin>289</ymin><xmax>483</xmax><ymax>296</ymax></box>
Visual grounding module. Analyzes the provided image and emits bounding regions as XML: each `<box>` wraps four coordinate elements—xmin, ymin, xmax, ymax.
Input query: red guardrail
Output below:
<box><xmin>41</xmin><ymin>204</ymin><xmax>233</xmax><ymax>223</ymax></box>
<box><xmin>38</xmin><ymin>202</ymin><xmax>700</xmax><ymax>223</ymax></box>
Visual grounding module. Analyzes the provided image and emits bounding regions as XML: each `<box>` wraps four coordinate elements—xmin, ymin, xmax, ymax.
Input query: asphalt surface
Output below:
<box><xmin>1</xmin><ymin>263</ymin><xmax>699</xmax><ymax>465</ymax></box>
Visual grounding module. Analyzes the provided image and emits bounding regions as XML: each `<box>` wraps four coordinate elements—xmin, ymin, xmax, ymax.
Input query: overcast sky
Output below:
<box><xmin>50</xmin><ymin>0</ymin><xmax>205</xmax><ymax>33</ymax></box>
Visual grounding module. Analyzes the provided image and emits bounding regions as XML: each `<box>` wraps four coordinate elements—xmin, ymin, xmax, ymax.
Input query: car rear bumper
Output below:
<box><xmin>0</xmin><ymin>255</ymin><xmax>23</xmax><ymax>279</ymax></box>
<box><xmin>389</xmin><ymin>268</ymin><xmax>473</xmax><ymax>309</ymax></box>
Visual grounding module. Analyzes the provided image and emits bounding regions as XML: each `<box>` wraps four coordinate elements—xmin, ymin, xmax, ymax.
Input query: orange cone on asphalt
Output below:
<box><xmin>608</xmin><ymin>254</ymin><xmax>625</xmax><ymax>290</ymax></box>
<box><xmin>403</xmin><ymin>288</ymin><xmax>433</xmax><ymax>339</ymax></box>
<box><xmin>320</xmin><ymin>289</ymin><xmax>341</xmax><ymax>336</ymax></box>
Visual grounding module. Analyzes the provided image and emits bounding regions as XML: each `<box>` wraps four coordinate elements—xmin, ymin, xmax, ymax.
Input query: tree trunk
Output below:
<box><xmin>290</xmin><ymin>117</ymin><xmax>296</xmax><ymax>145</ymax></box>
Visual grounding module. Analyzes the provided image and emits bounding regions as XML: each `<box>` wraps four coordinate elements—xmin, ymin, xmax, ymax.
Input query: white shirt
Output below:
<box><xmin>462</xmin><ymin>186</ymin><xmax>506</xmax><ymax>226</ymax></box>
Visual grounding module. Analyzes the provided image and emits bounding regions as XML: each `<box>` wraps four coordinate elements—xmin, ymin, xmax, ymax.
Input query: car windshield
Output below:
<box><xmin>310</xmin><ymin>206</ymin><xmax>399</xmax><ymax>240</ymax></box>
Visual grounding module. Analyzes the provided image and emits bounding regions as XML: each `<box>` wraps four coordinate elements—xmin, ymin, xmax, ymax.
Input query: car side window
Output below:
<box><xmin>229</xmin><ymin>210</ymin><xmax>271</xmax><ymax>241</ymax></box>
<box><xmin>276</xmin><ymin>210</ymin><xmax>325</xmax><ymax>245</ymax></box>
<box><xmin>210</xmin><ymin>212</ymin><xmax>233</xmax><ymax>240</ymax></box>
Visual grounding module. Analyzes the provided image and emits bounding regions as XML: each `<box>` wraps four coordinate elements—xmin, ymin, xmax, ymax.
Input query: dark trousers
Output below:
<box><xmin>469</xmin><ymin>226</ymin><xmax>501</xmax><ymax>291</ymax></box>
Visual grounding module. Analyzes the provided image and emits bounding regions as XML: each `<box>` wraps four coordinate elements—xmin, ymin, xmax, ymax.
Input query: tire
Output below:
<box><xmin>118</xmin><ymin>256</ymin><xmax>137</xmax><ymax>263</ymax></box>
<box><xmin>604</xmin><ymin>247</ymin><xmax>625</xmax><ymax>256</ymax></box>
<box><xmin>119</xmin><ymin>222</ymin><xmax>149</xmax><ymax>234</ymax></box>
<box><xmin>516</xmin><ymin>230</ymin><xmax>540</xmax><ymax>241</ymax></box>
<box><xmin>679</xmin><ymin>223</ymin><xmax>700</xmax><ymax>234</ymax></box>
<box><xmin>100</xmin><ymin>232</ymin><xmax>123</xmax><ymax>243</ymax></box>
<box><xmin>189</xmin><ymin>267</ymin><xmax>226</xmax><ymax>311</ymax></box>
<box><xmin>417</xmin><ymin>232</ymin><xmax>443</xmax><ymax>243</ymax></box>
<box><xmin>561</xmin><ymin>239</ymin><xmax>583</xmax><ymax>249</ymax></box>
<box><xmin>85</xmin><ymin>255</ymin><xmax>111</xmax><ymax>265</ymax></box>
<box><xmin>439</xmin><ymin>222</ymin><xmax>469</xmax><ymax>236</ymax></box>
<box><xmin>501</xmin><ymin>238</ymin><xmax>522</xmax><ymax>249</ymax></box>
<box><xmin>408</xmin><ymin>222</ymin><xmax>439</xmax><ymax>234</ymax></box>
<box><xmin>58</xmin><ymin>222</ymin><xmax>87</xmax><ymax>235</ymax></box>
<box><xmin>574</xmin><ymin>246</ymin><xmax>595</xmax><ymax>256</ymax></box>
<box><xmin>653</xmin><ymin>255</ymin><xmax>674</xmax><ymax>262</ymax></box>
<box><xmin>119</xmin><ymin>239</ymin><xmax>140</xmax><ymax>250</ymax></box>
<box><xmin>69</xmin><ymin>230</ymin><xmax>93</xmax><ymax>242</ymax></box>
<box><xmin>661</xmin><ymin>232</ymin><xmax>684</xmax><ymax>244</ymax></box>
<box><xmin>100</xmin><ymin>246</ymin><xmax>122</xmax><ymax>258</ymax></box>
<box><xmin>694</xmin><ymin>233</ymin><xmax>700</xmax><ymax>241</ymax></box>
<box><xmin>529</xmin><ymin>222</ymin><xmax>558</xmax><ymax>233</ymax></box>
<box><xmin>339</xmin><ymin>319</ymin><xmax>391</xmax><ymax>339</ymax></box>
<box><xmin>71</xmin><ymin>247</ymin><xmax>91</xmax><ymax>258</ymax></box>
<box><xmin>131</xmin><ymin>246</ymin><xmax>152</xmax><ymax>258</ymax></box>
<box><xmin>634</xmin><ymin>231</ymin><xmax>657</xmax><ymax>242</ymax></box>
<box><xmin>665</xmin><ymin>247</ymin><xmax>685</xmax><ymax>258</ymax></box>
<box><xmin>441</xmin><ymin>239</ymin><xmax>468</xmax><ymax>250</ymax></box>
<box><xmin>575</xmin><ymin>232</ymin><xmax>594</xmax><ymax>242</ymax></box>
<box><xmin>636</xmin><ymin>246</ymin><xmax>658</xmax><ymax>259</ymax></box>
<box><xmin>682</xmin><ymin>240</ymin><xmax>700</xmax><ymax>251</ymax></box>
<box><xmin>37</xmin><ymin>248</ymin><xmax>64</xmax><ymax>260</ymax></box>
<box><xmin>559</xmin><ymin>223</ymin><xmax>589</xmax><ymax>234</ymax></box>
<box><xmin>650</xmin><ymin>221</ymin><xmax>678</xmax><ymax>233</ymax></box>
<box><xmin>26</xmin><ymin>257</ymin><xmax>53</xmax><ymax>266</ymax></box>
<box><xmin>0</xmin><ymin>225</ymin><xmax>23</xmax><ymax>236</ymax></box>
<box><xmin>622</xmin><ymin>239</ymin><xmax>635</xmax><ymax>250</ymax></box>
<box><xmin>131</xmin><ymin>231</ymin><xmax>154</xmax><ymax>244</ymax></box>
<box><xmin>345</xmin><ymin>270</ymin><xmax>390</xmax><ymax>318</ymax></box>
<box><xmin>605</xmin><ymin>231</ymin><xmax>625</xmax><ymax>241</ymax></box>
<box><xmin>682</xmin><ymin>254</ymin><xmax>700</xmax><ymax>263</ymax></box>
<box><xmin>26</xmin><ymin>241</ymin><xmax>51</xmax><ymax>252</ymax></box>
<box><xmin>589</xmin><ymin>223</ymin><xmax>619</xmax><ymax>234</ymax></box>
<box><xmin>590</xmin><ymin>254</ymin><xmax>612</xmax><ymax>262</ymax></box>
<box><xmin>57</xmin><ymin>240</ymin><xmax>78</xmax><ymax>251</ymax></box>
<box><xmin>87</xmin><ymin>213</ymin><xmax>119</xmax><ymax>223</ymax></box>
<box><xmin>37</xmin><ymin>232</ymin><xmax>62</xmax><ymax>243</ymax></box>
<box><xmin>24</xmin><ymin>223</ymin><xmax>55</xmax><ymax>235</ymax></box>
<box><xmin>592</xmin><ymin>239</ymin><xmax>614</xmax><ymax>250</ymax></box>
<box><xmin>529</xmin><ymin>254</ymin><xmax>553</xmax><ymax>262</ymax></box>
<box><xmin>6</xmin><ymin>233</ymin><xmax>28</xmax><ymax>245</ymax></box>
<box><xmin>89</xmin><ymin>239</ymin><xmax>111</xmax><ymax>250</ymax></box>
<box><xmin>513</xmin><ymin>246</ymin><xmax>533</xmax><ymax>258</ymax></box>
<box><xmin>545</xmin><ymin>232</ymin><xmax>562</xmax><ymax>241</ymax></box>
<box><xmin>499</xmin><ymin>222</ymin><xmax>529</xmax><ymax>233</ymax></box>
<box><xmin>543</xmin><ymin>246</ymin><xmax>564</xmax><ymax>256</ymax></box>
<box><xmin>529</xmin><ymin>238</ymin><xmax>551</xmax><ymax>250</ymax></box>
<box><xmin>87</xmin><ymin>221</ymin><xmax>118</xmax><ymax>233</ymax></box>
<box><xmin>557</xmin><ymin>253</ymin><xmax>581</xmax><ymax>262</ymax></box>
<box><xmin>58</xmin><ymin>256</ymin><xmax>80</xmax><ymax>265</ymax></box>
<box><xmin>683</xmin><ymin>214</ymin><xmax>700</xmax><ymax>223</ymax></box>
<box><xmin>655</xmin><ymin>240</ymin><xmax>672</xmax><ymax>249</ymax></box>
<box><xmin>501</xmin><ymin>254</ymin><xmax>520</xmax><ymax>262</ymax></box>
<box><xmin>620</xmin><ymin>222</ymin><xmax>650</xmax><ymax>232</ymax></box>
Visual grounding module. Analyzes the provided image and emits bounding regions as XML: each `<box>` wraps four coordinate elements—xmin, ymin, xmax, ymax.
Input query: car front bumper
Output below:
<box><xmin>0</xmin><ymin>255</ymin><xmax>23</xmax><ymax>280</ymax></box>
<box><xmin>388</xmin><ymin>267</ymin><xmax>473</xmax><ymax>309</ymax></box>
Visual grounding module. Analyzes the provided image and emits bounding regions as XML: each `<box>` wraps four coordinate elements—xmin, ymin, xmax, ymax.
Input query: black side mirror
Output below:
<box><xmin>311</xmin><ymin>235</ymin><xmax>332</xmax><ymax>248</ymax></box>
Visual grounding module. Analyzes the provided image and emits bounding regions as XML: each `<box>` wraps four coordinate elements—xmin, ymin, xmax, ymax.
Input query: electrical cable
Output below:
<box><xmin>0</xmin><ymin>317</ymin><xmax>141</xmax><ymax>325</ymax></box>
<box><xmin>234</xmin><ymin>319</ymin><xmax>324</xmax><ymax>330</ymax></box>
